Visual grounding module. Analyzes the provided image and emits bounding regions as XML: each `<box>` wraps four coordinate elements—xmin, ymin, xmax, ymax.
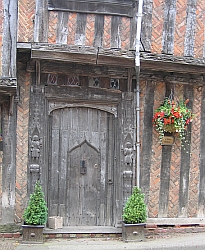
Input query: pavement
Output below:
<box><xmin>1</xmin><ymin>232</ymin><xmax>205</xmax><ymax>250</ymax></box>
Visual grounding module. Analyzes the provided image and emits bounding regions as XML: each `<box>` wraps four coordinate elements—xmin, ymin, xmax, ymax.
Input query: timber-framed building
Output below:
<box><xmin>0</xmin><ymin>0</ymin><xmax>205</xmax><ymax>231</ymax></box>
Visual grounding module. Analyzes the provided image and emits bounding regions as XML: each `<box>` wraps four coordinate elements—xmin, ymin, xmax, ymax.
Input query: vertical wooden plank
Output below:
<box><xmin>188</xmin><ymin>86</ymin><xmax>201</xmax><ymax>217</ymax></box>
<box><xmin>178</xmin><ymin>85</ymin><xmax>193</xmax><ymax>217</ymax></box>
<box><xmin>34</xmin><ymin>0</ymin><xmax>48</xmax><ymax>42</ymax></box>
<box><xmin>99</xmin><ymin>110</ymin><xmax>107</xmax><ymax>225</ymax></box>
<box><xmin>106</xmin><ymin>113</ymin><xmax>114</xmax><ymax>225</ymax></box>
<box><xmin>50</xmin><ymin>111</ymin><xmax>60</xmax><ymax>216</ymax></box>
<box><xmin>75</xmin><ymin>13</ymin><xmax>87</xmax><ymax>45</ymax></box>
<box><xmin>162</xmin><ymin>0</ymin><xmax>177</xmax><ymax>54</ymax></box>
<box><xmin>141</xmin><ymin>0</ymin><xmax>153</xmax><ymax>51</ymax></box>
<box><xmin>130</xmin><ymin>1</ymin><xmax>137</xmax><ymax>50</ymax></box>
<box><xmin>2</xmin><ymin>0</ymin><xmax>17</xmax><ymax>77</ymax></box>
<box><xmin>56</xmin><ymin>12</ymin><xmax>69</xmax><ymax>44</ymax></box>
<box><xmin>94</xmin><ymin>15</ymin><xmax>104</xmax><ymax>48</ymax></box>
<box><xmin>198</xmin><ymin>86</ymin><xmax>205</xmax><ymax>217</ymax></box>
<box><xmin>140</xmin><ymin>81</ymin><xmax>155</xmax><ymax>202</ymax></box>
<box><xmin>158</xmin><ymin>83</ymin><xmax>173</xmax><ymax>217</ymax></box>
<box><xmin>158</xmin><ymin>146</ymin><xmax>172</xmax><ymax>217</ymax></box>
<box><xmin>111</xmin><ymin>16</ymin><xmax>121</xmax><ymax>48</ymax></box>
<box><xmin>1</xmin><ymin>101</ymin><xmax>17</xmax><ymax>223</ymax></box>
<box><xmin>184</xmin><ymin>0</ymin><xmax>197</xmax><ymax>57</ymax></box>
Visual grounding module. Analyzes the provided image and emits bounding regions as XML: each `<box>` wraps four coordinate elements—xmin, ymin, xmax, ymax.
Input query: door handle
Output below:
<box><xmin>80</xmin><ymin>160</ymin><xmax>87</xmax><ymax>174</ymax></box>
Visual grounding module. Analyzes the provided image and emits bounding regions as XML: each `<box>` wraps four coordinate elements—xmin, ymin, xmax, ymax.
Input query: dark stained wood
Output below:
<box><xmin>111</xmin><ymin>16</ymin><xmax>121</xmax><ymax>48</ymax></box>
<box><xmin>48</xmin><ymin>0</ymin><xmax>136</xmax><ymax>17</ymax></box>
<box><xmin>27</xmin><ymin>60</ymin><xmax>129</xmax><ymax>78</ymax></box>
<box><xmin>162</xmin><ymin>0</ymin><xmax>176</xmax><ymax>54</ymax></box>
<box><xmin>178</xmin><ymin>85</ymin><xmax>193</xmax><ymax>217</ymax></box>
<box><xmin>184</xmin><ymin>0</ymin><xmax>197</xmax><ymax>57</ymax></box>
<box><xmin>158</xmin><ymin>83</ymin><xmax>173</xmax><ymax>217</ymax></box>
<box><xmin>56</xmin><ymin>12</ymin><xmax>69</xmax><ymax>44</ymax></box>
<box><xmin>93</xmin><ymin>15</ymin><xmax>104</xmax><ymax>48</ymax></box>
<box><xmin>158</xmin><ymin>146</ymin><xmax>172</xmax><ymax>217</ymax></box>
<box><xmin>140</xmin><ymin>80</ymin><xmax>155</xmax><ymax>202</ymax></box>
<box><xmin>45</xmin><ymin>85</ymin><xmax>122</xmax><ymax>103</ymax></box>
<box><xmin>1</xmin><ymin>101</ymin><xmax>17</xmax><ymax>223</ymax></box>
<box><xmin>199</xmin><ymin>85</ymin><xmax>205</xmax><ymax>217</ymax></box>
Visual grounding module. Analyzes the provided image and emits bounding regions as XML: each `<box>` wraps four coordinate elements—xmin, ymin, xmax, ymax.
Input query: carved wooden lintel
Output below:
<box><xmin>48</xmin><ymin>102</ymin><xmax>118</xmax><ymax>117</ymax></box>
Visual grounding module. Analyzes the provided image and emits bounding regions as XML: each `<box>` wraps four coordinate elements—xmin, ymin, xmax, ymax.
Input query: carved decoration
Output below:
<box><xmin>0</xmin><ymin>78</ymin><xmax>17</xmax><ymax>87</ymax></box>
<box><xmin>48</xmin><ymin>102</ymin><xmax>118</xmax><ymax>117</ymax></box>
<box><xmin>124</xmin><ymin>142</ymin><xmax>133</xmax><ymax>166</ymax></box>
<box><xmin>31</xmin><ymin>134</ymin><xmax>42</xmax><ymax>160</ymax></box>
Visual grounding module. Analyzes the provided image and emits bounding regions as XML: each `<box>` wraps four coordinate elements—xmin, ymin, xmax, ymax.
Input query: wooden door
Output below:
<box><xmin>48</xmin><ymin>107</ymin><xmax>115</xmax><ymax>226</ymax></box>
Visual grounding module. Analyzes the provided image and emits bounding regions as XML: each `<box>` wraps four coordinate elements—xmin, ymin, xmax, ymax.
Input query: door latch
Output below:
<box><xmin>80</xmin><ymin>160</ymin><xmax>87</xmax><ymax>174</ymax></box>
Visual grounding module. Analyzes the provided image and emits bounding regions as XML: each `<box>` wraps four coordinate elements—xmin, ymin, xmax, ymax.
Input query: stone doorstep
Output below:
<box><xmin>1</xmin><ymin>224</ymin><xmax>205</xmax><ymax>239</ymax></box>
<box><xmin>43</xmin><ymin>224</ymin><xmax>205</xmax><ymax>240</ymax></box>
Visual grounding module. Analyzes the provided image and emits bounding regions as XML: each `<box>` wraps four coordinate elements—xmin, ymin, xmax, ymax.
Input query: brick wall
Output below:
<box><xmin>18</xmin><ymin>0</ymin><xmax>35</xmax><ymax>42</ymax></box>
<box><xmin>15</xmin><ymin>68</ymin><xmax>30</xmax><ymax>220</ymax></box>
<box><xmin>141</xmin><ymin>80</ymin><xmax>202</xmax><ymax>218</ymax></box>
<box><xmin>151</xmin><ymin>0</ymin><xmax>205</xmax><ymax>58</ymax></box>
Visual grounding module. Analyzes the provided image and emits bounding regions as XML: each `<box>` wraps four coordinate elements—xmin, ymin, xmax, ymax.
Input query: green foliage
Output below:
<box><xmin>152</xmin><ymin>98</ymin><xmax>194</xmax><ymax>144</ymax></box>
<box><xmin>23</xmin><ymin>181</ymin><xmax>48</xmax><ymax>225</ymax></box>
<box><xmin>122</xmin><ymin>187</ymin><xmax>147</xmax><ymax>224</ymax></box>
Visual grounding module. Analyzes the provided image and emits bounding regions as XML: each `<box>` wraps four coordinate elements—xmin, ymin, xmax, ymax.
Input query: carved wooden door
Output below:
<box><xmin>48</xmin><ymin>107</ymin><xmax>115</xmax><ymax>226</ymax></box>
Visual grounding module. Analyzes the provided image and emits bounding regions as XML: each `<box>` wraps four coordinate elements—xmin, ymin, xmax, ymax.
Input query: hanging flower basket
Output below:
<box><xmin>152</xmin><ymin>98</ymin><xmax>194</xmax><ymax>144</ymax></box>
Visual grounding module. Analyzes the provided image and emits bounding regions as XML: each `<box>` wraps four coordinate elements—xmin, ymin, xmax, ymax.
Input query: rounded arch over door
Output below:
<box><xmin>48</xmin><ymin>106</ymin><xmax>116</xmax><ymax>226</ymax></box>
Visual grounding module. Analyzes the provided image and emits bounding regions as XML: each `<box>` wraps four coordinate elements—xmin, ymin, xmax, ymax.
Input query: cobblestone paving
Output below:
<box><xmin>0</xmin><ymin>240</ymin><xmax>17</xmax><ymax>250</ymax></box>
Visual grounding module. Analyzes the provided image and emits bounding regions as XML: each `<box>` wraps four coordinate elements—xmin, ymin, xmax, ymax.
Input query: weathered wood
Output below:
<box><xmin>140</xmin><ymin>70</ymin><xmax>204</xmax><ymax>86</ymax></box>
<box><xmin>198</xmin><ymin>86</ymin><xmax>205</xmax><ymax>217</ymax></box>
<box><xmin>178</xmin><ymin>85</ymin><xmax>193</xmax><ymax>217</ymax></box>
<box><xmin>158</xmin><ymin>83</ymin><xmax>173</xmax><ymax>217</ymax></box>
<box><xmin>111</xmin><ymin>16</ymin><xmax>121</xmax><ymax>48</ymax></box>
<box><xmin>1</xmin><ymin>101</ymin><xmax>17</xmax><ymax>223</ymax></box>
<box><xmin>31</xmin><ymin>44</ymin><xmax>205</xmax><ymax>72</ymax></box>
<box><xmin>27</xmin><ymin>60</ymin><xmax>129</xmax><ymax>78</ymax></box>
<box><xmin>184</xmin><ymin>0</ymin><xmax>197</xmax><ymax>57</ymax></box>
<box><xmin>93</xmin><ymin>15</ymin><xmax>104</xmax><ymax>48</ymax></box>
<box><xmin>75</xmin><ymin>13</ymin><xmax>87</xmax><ymax>45</ymax></box>
<box><xmin>141</xmin><ymin>0</ymin><xmax>153</xmax><ymax>51</ymax></box>
<box><xmin>48</xmin><ymin>107</ymin><xmax>115</xmax><ymax>225</ymax></box>
<box><xmin>140</xmin><ymin>80</ymin><xmax>155</xmax><ymax>203</ymax></box>
<box><xmin>34</xmin><ymin>0</ymin><xmax>48</xmax><ymax>42</ymax></box>
<box><xmin>45</xmin><ymin>85</ymin><xmax>122</xmax><ymax>104</ymax></box>
<box><xmin>56</xmin><ymin>12</ymin><xmax>69</xmax><ymax>44</ymax></box>
<box><xmin>162</xmin><ymin>0</ymin><xmax>176</xmax><ymax>54</ymax></box>
<box><xmin>48</xmin><ymin>0</ymin><xmax>136</xmax><ymax>17</ymax></box>
<box><xmin>0</xmin><ymin>78</ymin><xmax>17</xmax><ymax>98</ymax></box>
<box><xmin>2</xmin><ymin>0</ymin><xmax>17</xmax><ymax>78</ymax></box>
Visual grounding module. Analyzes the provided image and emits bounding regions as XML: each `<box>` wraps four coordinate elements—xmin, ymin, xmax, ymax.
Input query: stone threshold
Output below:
<box><xmin>44</xmin><ymin>226</ymin><xmax>122</xmax><ymax>234</ymax></box>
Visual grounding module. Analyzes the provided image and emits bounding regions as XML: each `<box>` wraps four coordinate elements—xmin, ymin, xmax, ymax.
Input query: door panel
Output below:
<box><xmin>48</xmin><ymin>107</ymin><xmax>115</xmax><ymax>226</ymax></box>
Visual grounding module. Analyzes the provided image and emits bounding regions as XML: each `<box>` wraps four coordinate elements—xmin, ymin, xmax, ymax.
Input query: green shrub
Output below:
<box><xmin>122</xmin><ymin>186</ymin><xmax>147</xmax><ymax>224</ymax></box>
<box><xmin>23</xmin><ymin>181</ymin><xmax>48</xmax><ymax>225</ymax></box>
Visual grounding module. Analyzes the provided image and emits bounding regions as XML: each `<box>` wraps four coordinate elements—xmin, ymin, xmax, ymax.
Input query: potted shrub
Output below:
<box><xmin>152</xmin><ymin>98</ymin><xmax>194</xmax><ymax>144</ymax></box>
<box><xmin>122</xmin><ymin>186</ymin><xmax>147</xmax><ymax>242</ymax></box>
<box><xmin>22</xmin><ymin>181</ymin><xmax>48</xmax><ymax>244</ymax></box>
